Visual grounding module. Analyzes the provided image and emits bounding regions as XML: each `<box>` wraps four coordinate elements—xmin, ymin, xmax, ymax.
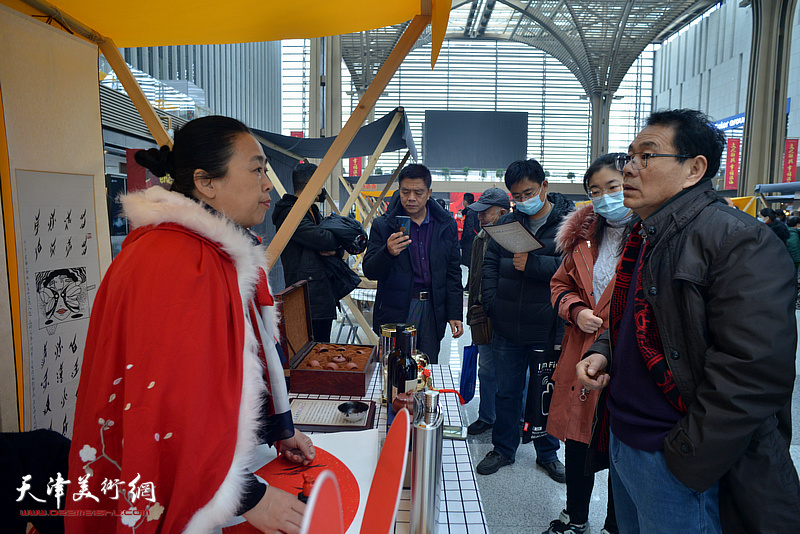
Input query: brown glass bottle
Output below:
<box><xmin>386</xmin><ymin>325</ymin><xmax>405</xmax><ymax>406</ymax></box>
<box><xmin>392</xmin><ymin>330</ymin><xmax>417</xmax><ymax>400</ymax></box>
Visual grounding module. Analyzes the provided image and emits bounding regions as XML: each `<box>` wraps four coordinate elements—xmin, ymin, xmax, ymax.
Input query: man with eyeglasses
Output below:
<box><xmin>577</xmin><ymin>109</ymin><xmax>800</xmax><ymax>532</ymax></box>
<box><xmin>476</xmin><ymin>159</ymin><xmax>574</xmax><ymax>482</ymax></box>
<box><xmin>363</xmin><ymin>163</ymin><xmax>463</xmax><ymax>363</ymax></box>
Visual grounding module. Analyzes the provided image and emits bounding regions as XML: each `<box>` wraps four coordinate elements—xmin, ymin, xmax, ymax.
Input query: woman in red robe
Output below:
<box><xmin>67</xmin><ymin>116</ymin><xmax>315</xmax><ymax>533</ymax></box>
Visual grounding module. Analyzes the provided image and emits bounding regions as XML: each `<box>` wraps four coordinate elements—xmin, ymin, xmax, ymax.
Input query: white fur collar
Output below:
<box><xmin>121</xmin><ymin>187</ymin><xmax>267</xmax><ymax>303</ymax></box>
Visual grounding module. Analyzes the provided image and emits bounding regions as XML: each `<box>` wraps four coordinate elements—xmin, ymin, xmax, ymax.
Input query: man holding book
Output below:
<box><xmin>476</xmin><ymin>159</ymin><xmax>573</xmax><ymax>482</ymax></box>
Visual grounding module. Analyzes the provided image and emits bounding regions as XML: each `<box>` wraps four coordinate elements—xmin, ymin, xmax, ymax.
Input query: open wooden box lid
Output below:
<box><xmin>274</xmin><ymin>280</ymin><xmax>314</xmax><ymax>366</ymax></box>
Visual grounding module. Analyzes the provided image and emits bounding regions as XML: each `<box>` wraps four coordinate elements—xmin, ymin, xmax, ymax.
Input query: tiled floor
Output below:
<box><xmin>439</xmin><ymin>284</ymin><xmax>800</xmax><ymax>534</ymax></box>
<box><xmin>443</xmin><ymin>318</ymin><xmax>602</xmax><ymax>534</ymax></box>
<box><xmin>339</xmin><ymin>281</ymin><xmax>602</xmax><ymax>534</ymax></box>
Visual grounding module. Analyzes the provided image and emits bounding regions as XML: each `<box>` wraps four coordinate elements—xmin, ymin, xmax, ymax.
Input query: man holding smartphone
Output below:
<box><xmin>364</xmin><ymin>163</ymin><xmax>463</xmax><ymax>363</ymax></box>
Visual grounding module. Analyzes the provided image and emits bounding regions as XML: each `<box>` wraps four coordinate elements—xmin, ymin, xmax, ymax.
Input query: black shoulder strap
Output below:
<box><xmin>548</xmin><ymin>290</ymin><xmax>570</xmax><ymax>351</ymax></box>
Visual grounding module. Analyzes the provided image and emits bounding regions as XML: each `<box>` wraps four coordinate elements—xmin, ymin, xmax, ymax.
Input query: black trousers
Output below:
<box><xmin>565</xmin><ymin>439</ymin><xmax>618</xmax><ymax>532</ymax></box>
<box><xmin>311</xmin><ymin>318</ymin><xmax>333</xmax><ymax>343</ymax></box>
<box><xmin>406</xmin><ymin>298</ymin><xmax>441</xmax><ymax>363</ymax></box>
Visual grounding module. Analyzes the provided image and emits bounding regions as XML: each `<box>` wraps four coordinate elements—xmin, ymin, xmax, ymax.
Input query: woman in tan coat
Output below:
<box><xmin>543</xmin><ymin>154</ymin><xmax>633</xmax><ymax>534</ymax></box>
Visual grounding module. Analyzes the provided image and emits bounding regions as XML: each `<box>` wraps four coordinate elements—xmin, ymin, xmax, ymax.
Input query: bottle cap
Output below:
<box><xmin>401</xmin><ymin>330</ymin><xmax>414</xmax><ymax>352</ymax></box>
<box><xmin>423</xmin><ymin>390</ymin><xmax>439</xmax><ymax>423</ymax></box>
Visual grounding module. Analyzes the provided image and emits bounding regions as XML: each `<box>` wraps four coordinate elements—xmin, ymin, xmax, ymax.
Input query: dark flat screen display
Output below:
<box><xmin>423</xmin><ymin>110</ymin><xmax>527</xmax><ymax>169</ymax></box>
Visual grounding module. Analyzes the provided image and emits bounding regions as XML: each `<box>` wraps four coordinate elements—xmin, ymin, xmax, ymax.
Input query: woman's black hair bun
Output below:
<box><xmin>134</xmin><ymin>145</ymin><xmax>174</xmax><ymax>178</ymax></box>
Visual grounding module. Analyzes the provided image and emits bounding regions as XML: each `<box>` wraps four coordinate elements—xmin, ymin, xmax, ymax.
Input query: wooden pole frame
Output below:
<box><xmin>343</xmin><ymin>295</ymin><xmax>379</xmax><ymax>345</ymax></box>
<box><xmin>99</xmin><ymin>39</ymin><xmax>173</xmax><ymax>148</ymax></box>
<box><xmin>266</xmin><ymin>15</ymin><xmax>430</xmax><ymax>269</ymax></box>
<box><xmin>361</xmin><ymin>194</ymin><xmax>376</xmax><ymax>213</ymax></box>
<box><xmin>338</xmin><ymin>176</ymin><xmax>372</xmax><ymax>217</ymax></box>
<box><xmin>355</xmin><ymin>191</ymin><xmax>373</xmax><ymax>217</ymax></box>
<box><xmin>363</xmin><ymin>151</ymin><xmax>409</xmax><ymax>228</ymax></box>
<box><xmin>4</xmin><ymin>1</ymin><xmax>436</xmax><ymax>427</ymax></box>
<box><xmin>15</xmin><ymin>0</ymin><xmax>431</xmax><ymax>273</ymax></box>
<box><xmin>340</xmin><ymin>109</ymin><xmax>403</xmax><ymax>215</ymax></box>
<box><xmin>266</xmin><ymin>161</ymin><xmax>287</xmax><ymax>197</ymax></box>
<box><xmin>0</xmin><ymin>83</ymin><xmax>23</xmax><ymax>431</ymax></box>
<box><xmin>254</xmin><ymin>133</ymin><xmax>305</xmax><ymax>162</ymax></box>
<box><xmin>351</xmin><ymin>252</ymin><xmax>366</xmax><ymax>271</ymax></box>
<box><xmin>325</xmin><ymin>195</ymin><xmax>341</xmax><ymax>215</ymax></box>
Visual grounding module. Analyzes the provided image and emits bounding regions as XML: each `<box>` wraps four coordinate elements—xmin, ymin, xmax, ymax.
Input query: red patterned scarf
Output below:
<box><xmin>610</xmin><ymin>222</ymin><xmax>687</xmax><ymax>414</ymax></box>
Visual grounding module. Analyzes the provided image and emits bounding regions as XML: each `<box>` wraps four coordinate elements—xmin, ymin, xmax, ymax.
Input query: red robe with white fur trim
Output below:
<box><xmin>66</xmin><ymin>187</ymin><xmax>291</xmax><ymax>533</ymax></box>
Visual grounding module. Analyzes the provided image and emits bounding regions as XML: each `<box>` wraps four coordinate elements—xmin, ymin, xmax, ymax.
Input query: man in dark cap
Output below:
<box><xmin>465</xmin><ymin>188</ymin><xmax>511</xmax><ymax>436</ymax></box>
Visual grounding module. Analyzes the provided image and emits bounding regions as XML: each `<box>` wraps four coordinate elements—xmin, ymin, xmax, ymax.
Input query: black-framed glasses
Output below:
<box><xmin>615</xmin><ymin>153</ymin><xmax>693</xmax><ymax>172</ymax></box>
<box><xmin>511</xmin><ymin>185</ymin><xmax>542</xmax><ymax>203</ymax></box>
<box><xmin>587</xmin><ymin>183</ymin><xmax>623</xmax><ymax>199</ymax></box>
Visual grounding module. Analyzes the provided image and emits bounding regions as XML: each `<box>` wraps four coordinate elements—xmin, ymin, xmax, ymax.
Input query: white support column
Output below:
<box><xmin>589</xmin><ymin>92</ymin><xmax>612</xmax><ymax>162</ymax></box>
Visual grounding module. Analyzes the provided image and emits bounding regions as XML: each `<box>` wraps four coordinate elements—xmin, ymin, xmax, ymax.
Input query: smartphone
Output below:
<box><xmin>396</xmin><ymin>216</ymin><xmax>411</xmax><ymax>237</ymax></box>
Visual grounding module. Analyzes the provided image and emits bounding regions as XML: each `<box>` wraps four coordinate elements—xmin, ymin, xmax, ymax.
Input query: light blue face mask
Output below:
<box><xmin>591</xmin><ymin>191</ymin><xmax>630</xmax><ymax>221</ymax></box>
<box><xmin>516</xmin><ymin>192</ymin><xmax>544</xmax><ymax>215</ymax></box>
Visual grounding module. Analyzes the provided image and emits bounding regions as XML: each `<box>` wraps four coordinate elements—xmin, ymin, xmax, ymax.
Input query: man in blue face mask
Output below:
<box><xmin>477</xmin><ymin>159</ymin><xmax>574</xmax><ymax>482</ymax></box>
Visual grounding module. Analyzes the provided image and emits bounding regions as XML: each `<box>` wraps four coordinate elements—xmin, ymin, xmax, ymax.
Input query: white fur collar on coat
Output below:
<box><xmin>121</xmin><ymin>186</ymin><xmax>267</xmax><ymax>305</ymax></box>
<box><xmin>555</xmin><ymin>203</ymin><xmax>596</xmax><ymax>254</ymax></box>
<box><xmin>121</xmin><ymin>186</ymin><xmax>272</xmax><ymax>533</ymax></box>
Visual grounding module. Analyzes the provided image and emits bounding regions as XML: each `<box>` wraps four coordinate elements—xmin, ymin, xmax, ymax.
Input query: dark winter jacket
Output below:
<box><xmin>587</xmin><ymin>181</ymin><xmax>800</xmax><ymax>533</ymax></box>
<box><xmin>467</xmin><ymin>229</ymin><xmax>490</xmax><ymax>312</ymax></box>
<box><xmin>363</xmin><ymin>194</ymin><xmax>462</xmax><ymax>336</ymax></box>
<box><xmin>766</xmin><ymin>219</ymin><xmax>791</xmax><ymax>244</ymax></box>
<box><xmin>481</xmin><ymin>193</ymin><xmax>573</xmax><ymax>345</ymax></box>
<box><xmin>272</xmin><ymin>195</ymin><xmax>340</xmax><ymax>320</ymax></box>
<box><xmin>460</xmin><ymin>207</ymin><xmax>480</xmax><ymax>266</ymax></box>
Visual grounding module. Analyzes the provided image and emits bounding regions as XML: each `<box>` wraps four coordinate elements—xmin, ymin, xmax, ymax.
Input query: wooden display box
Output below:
<box><xmin>274</xmin><ymin>281</ymin><xmax>377</xmax><ymax>397</ymax></box>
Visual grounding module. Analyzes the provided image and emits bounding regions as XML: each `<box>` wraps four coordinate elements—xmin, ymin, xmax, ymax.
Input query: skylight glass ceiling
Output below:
<box><xmin>445</xmin><ymin>2</ymin><xmax>520</xmax><ymax>37</ymax></box>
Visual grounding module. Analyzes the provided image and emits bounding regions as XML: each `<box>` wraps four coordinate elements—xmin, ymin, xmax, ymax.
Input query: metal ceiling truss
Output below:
<box><xmin>341</xmin><ymin>0</ymin><xmax>718</xmax><ymax>100</ymax></box>
<box><xmin>340</xmin><ymin>23</ymin><xmax>410</xmax><ymax>94</ymax></box>
<box><xmin>499</xmin><ymin>0</ymin><xmax>718</xmax><ymax>96</ymax></box>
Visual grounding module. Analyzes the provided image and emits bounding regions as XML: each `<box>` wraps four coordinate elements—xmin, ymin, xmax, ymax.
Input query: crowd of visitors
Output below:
<box><xmin>464</xmin><ymin>109</ymin><xmax>800</xmax><ymax>534</ymax></box>
<box><xmin>6</xmin><ymin>107</ymin><xmax>799</xmax><ymax>534</ymax></box>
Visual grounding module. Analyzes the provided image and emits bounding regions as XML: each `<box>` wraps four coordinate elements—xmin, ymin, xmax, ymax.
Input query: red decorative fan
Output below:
<box><xmin>223</xmin><ymin>447</ymin><xmax>358</xmax><ymax>533</ymax></box>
